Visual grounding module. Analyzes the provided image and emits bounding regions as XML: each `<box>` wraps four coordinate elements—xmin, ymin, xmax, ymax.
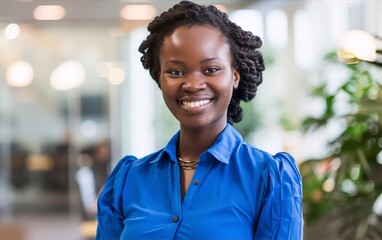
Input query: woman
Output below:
<box><xmin>96</xmin><ymin>1</ymin><xmax>303</xmax><ymax>239</ymax></box>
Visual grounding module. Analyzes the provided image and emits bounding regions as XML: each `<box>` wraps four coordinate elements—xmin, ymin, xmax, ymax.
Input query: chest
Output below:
<box><xmin>119</xmin><ymin>159</ymin><xmax>262</xmax><ymax>239</ymax></box>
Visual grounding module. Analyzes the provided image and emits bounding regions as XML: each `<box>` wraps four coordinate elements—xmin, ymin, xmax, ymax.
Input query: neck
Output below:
<box><xmin>178</xmin><ymin>122</ymin><xmax>227</xmax><ymax>160</ymax></box>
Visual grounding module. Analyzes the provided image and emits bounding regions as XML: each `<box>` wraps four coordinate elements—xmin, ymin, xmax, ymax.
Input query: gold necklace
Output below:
<box><xmin>177</xmin><ymin>157</ymin><xmax>198</xmax><ymax>170</ymax></box>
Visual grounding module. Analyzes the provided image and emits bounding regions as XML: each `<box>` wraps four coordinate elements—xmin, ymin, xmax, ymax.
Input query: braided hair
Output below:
<box><xmin>138</xmin><ymin>0</ymin><xmax>265</xmax><ymax>124</ymax></box>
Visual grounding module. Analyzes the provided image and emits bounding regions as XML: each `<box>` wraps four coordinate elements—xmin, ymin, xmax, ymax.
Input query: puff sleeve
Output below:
<box><xmin>254</xmin><ymin>152</ymin><xmax>303</xmax><ymax>239</ymax></box>
<box><xmin>96</xmin><ymin>155</ymin><xmax>136</xmax><ymax>240</ymax></box>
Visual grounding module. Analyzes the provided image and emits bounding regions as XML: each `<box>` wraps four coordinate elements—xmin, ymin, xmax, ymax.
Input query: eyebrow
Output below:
<box><xmin>164</xmin><ymin>60</ymin><xmax>185</xmax><ymax>65</ymax></box>
<box><xmin>200</xmin><ymin>57</ymin><xmax>221</xmax><ymax>64</ymax></box>
<box><xmin>165</xmin><ymin>57</ymin><xmax>221</xmax><ymax>65</ymax></box>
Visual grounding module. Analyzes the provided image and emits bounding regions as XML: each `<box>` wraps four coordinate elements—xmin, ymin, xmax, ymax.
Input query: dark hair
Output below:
<box><xmin>138</xmin><ymin>0</ymin><xmax>265</xmax><ymax>123</ymax></box>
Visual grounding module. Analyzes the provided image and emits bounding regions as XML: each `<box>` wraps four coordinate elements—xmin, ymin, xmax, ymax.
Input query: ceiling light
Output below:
<box><xmin>6</xmin><ymin>61</ymin><xmax>34</xmax><ymax>87</ymax></box>
<box><xmin>4</xmin><ymin>23</ymin><xmax>20</xmax><ymax>39</ymax></box>
<box><xmin>33</xmin><ymin>5</ymin><xmax>66</xmax><ymax>20</ymax></box>
<box><xmin>50</xmin><ymin>61</ymin><xmax>85</xmax><ymax>91</ymax></box>
<box><xmin>108</xmin><ymin>68</ymin><xmax>125</xmax><ymax>85</ymax></box>
<box><xmin>120</xmin><ymin>5</ymin><xmax>156</xmax><ymax>21</ymax></box>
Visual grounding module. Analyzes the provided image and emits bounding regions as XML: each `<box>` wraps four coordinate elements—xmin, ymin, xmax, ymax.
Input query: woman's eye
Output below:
<box><xmin>204</xmin><ymin>67</ymin><xmax>220</xmax><ymax>74</ymax></box>
<box><xmin>167</xmin><ymin>69</ymin><xmax>184</xmax><ymax>76</ymax></box>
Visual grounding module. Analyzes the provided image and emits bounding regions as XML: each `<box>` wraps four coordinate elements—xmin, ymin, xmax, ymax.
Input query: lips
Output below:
<box><xmin>181</xmin><ymin>99</ymin><xmax>211</xmax><ymax>108</ymax></box>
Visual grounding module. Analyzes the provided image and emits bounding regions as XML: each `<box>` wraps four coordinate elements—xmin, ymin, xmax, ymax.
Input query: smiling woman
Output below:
<box><xmin>159</xmin><ymin>26</ymin><xmax>239</xmax><ymax>132</ymax></box>
<box><xmin>96</xmin><ymin>1</ymin><xmax>303</xmax><ymax>239</ymax></box>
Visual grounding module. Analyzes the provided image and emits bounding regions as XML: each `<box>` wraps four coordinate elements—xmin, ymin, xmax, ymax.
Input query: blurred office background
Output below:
<box><xmin>0</xmin><ymin>0</ymin><xmax>381</xmax><ymax>239</ymax></box>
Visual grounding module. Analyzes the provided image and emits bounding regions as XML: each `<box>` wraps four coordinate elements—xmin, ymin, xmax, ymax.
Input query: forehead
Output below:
<box><xmin>160</xmin><ymin>25</ymin><xmax>230</xmax><ymax>57</ymax></box>
<box><xmin>166</xmin><ymin>25</ymin><xmax>225</xmax><ymax>42</ymax></box>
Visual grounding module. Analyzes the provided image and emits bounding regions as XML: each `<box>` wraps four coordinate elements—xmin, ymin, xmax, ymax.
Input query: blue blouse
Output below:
<box><xmin>96</xmin><ymin>124</ymin><xmax>303</xmax><ymax>239</ymax></box>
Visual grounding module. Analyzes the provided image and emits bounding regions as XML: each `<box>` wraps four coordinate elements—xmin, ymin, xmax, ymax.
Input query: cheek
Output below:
<box><xmin>161</xmin><ymin>91</ymin><xmax>176</xmax><ymax>115</ymax></box>
<box><xmin>218</xmin><ymin>80</ymin><xmax>235</xmax><ymax>108</ymax></box>
<box><xmin>160</xmin><ymin>79</ymin><xmax>178</xmax><ymax>104</ymax></box>
<box><xmin>220</xmin><ymin>79</ymin><xmax>235</xmax><ymax>98</ymax></box>
<box><xmin>161</xmin><ymin>87</ymin><xmax>172</xmax><ymax>104</ymax></box>
<box><xmin>224</xmin><ymin>88</ymin><xmax>234</xmax><ymax>104</ymax></box>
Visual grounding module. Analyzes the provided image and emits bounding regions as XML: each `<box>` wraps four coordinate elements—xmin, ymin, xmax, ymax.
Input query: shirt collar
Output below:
<box><xmin>206</xmin><ymin>124</ymin><xmax>242</xmax><ymax>164</ymax></box>
<box><xmin>150</xmin><ymin>131</ymin><xmax>179</xmax><ymax>164</ymax></box>
<box><xmin>150</xmin><ymin>124</ymin><xmax>242</xmax><ymax>165</ymax></box>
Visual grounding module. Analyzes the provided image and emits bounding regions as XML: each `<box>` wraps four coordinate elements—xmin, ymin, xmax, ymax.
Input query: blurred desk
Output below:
<box><xmin>0</xmin><ymin>223</ymin><xmax>25</xmax><ymax>240</ymax></box>
<box><xmin>80</xmin><ymin>220</ymin><xmax>97</xmax><ymax>239</ymax></box>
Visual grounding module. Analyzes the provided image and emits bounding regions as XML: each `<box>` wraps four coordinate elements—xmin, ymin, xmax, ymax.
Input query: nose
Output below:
<box><xmin>182</xmin><ymin>73</ymin><xmax>206</xmax><ymax>92</ymax></box>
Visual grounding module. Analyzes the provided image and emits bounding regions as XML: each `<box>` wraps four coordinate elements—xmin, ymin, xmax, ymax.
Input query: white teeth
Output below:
<box><xmin>182</xmin><ymin>99</ymin><xmax>210</xmax><ymax>108</ymax></box>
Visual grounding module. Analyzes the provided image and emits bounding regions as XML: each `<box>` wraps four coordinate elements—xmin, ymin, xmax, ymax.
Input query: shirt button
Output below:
<box><xmin>171</xmin><ymin>216</ymin><xmax>179</xmax><ymax>223</ymax></box>
<box><xmin>193</xmin><ymin>180</ymin><xmax>199</xmax><ymax>185</ymax></box>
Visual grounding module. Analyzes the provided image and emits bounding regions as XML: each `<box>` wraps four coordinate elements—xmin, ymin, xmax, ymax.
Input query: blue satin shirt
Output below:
<box><xmin>96</xmin><ymin>124</ymin><xmax>303</xmax><ymax>239</ymax></box>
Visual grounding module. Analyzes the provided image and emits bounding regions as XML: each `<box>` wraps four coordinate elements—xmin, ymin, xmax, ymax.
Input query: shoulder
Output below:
<box><xmin>238</xmin><ymin>142</ymin><xmax>301</xmax><ymax>178</ymax></box>
<box><xmin>232</xmin><ymin>142</ymin><xmax>274</xmax><ymax>169</ymax></box>
<box><xmin>264</xmin><ymin>151</ymin><xmax>302</xmax><ymax>187</ymax></box>
<box><xmin>234</xmin><ymin>143</ymin><xmax>302</xmax><ymax>190</ymax></box>
<box><xmin>98</xmin><ymin>155</ymin><xmax>136</xmax><ymax>207</ymax></box>
<box><xmin>258</xmin><ymin>151</ymin><xmax>302</xmax><ymax>201</ymax></box>
<box><xmin>106</xmin><ymin>149</ymin><xmax>164</xmax><ymax>189</ymax></box>
<box><xmin>113</xmin><ymin>155</ymin><xmax>137</xmax><ymax>174</ymax></box>
<box><xmin>97</xmin><ymin>150</ymin><xmax>166</xmax><ymax>216</ymax></box>
<box><xmin>271</xmin><ymin>152</ymin><xmax>302</xmax><ymax>181</ymax></box>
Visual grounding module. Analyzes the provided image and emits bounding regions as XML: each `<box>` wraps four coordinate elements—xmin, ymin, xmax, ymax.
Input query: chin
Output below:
<box><xmin>179</xmin><ymin>116</ymin><xmax>226</xmax><ymax>130</ymax></box>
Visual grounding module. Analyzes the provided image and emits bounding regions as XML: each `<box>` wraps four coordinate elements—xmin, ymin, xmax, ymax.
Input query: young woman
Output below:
<box><xmin>96</xmin><ymin>1</ymin><xmax>303</xmax><ymax>239</ymax></box>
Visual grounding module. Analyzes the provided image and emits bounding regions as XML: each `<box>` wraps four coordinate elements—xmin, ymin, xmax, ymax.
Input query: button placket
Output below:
<box><xmin>182</xmin><ymin>154</ymin><xmax>211</xmax><ymax>208</ymax></box>
<box><xmin>170</xmin><ymin>156</ymin><xmax>182</xmax><ymax>226</ymax></box>
<box><xmin>171</xmin><ymin>215</ymin><xmax>179</xmax><ymax>223</ymax></box>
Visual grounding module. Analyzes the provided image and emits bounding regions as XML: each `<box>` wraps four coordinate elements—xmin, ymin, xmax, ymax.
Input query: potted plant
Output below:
<box><xmin>301</xmin><ymin>51</ymin><xmax>382</xmax><ymax>239</ymax></box>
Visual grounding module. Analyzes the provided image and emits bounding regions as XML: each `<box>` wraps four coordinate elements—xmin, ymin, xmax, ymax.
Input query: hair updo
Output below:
<box><xmin>138</xmin><ymin>0</ymin><xmax>265</xmax><ymax>123</ymax></box>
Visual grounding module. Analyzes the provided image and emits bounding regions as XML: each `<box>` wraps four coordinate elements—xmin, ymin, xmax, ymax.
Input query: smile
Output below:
<box><xmin>181</xmin><ymin>99</ymin><xmax>211</xmax><ymax>108</ymax></box>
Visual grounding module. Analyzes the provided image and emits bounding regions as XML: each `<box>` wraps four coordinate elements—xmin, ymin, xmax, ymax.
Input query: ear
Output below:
<box><xmin>233</xmin><ymin>69</ymin><xmax>240</xmax><ymax>89</ymax></box>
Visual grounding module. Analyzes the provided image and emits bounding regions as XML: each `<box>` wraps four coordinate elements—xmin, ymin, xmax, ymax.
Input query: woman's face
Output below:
<box><xmin>159</xmin><ymin>25</ymin><xmax>240</xmax><ymax>131</ymax></box>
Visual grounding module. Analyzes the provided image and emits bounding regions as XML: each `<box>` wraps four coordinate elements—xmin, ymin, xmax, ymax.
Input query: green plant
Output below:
<box><xmin>301</xmin><ymin>52</ymin><xmax>382</xmax><ymax>239</ymax></box>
